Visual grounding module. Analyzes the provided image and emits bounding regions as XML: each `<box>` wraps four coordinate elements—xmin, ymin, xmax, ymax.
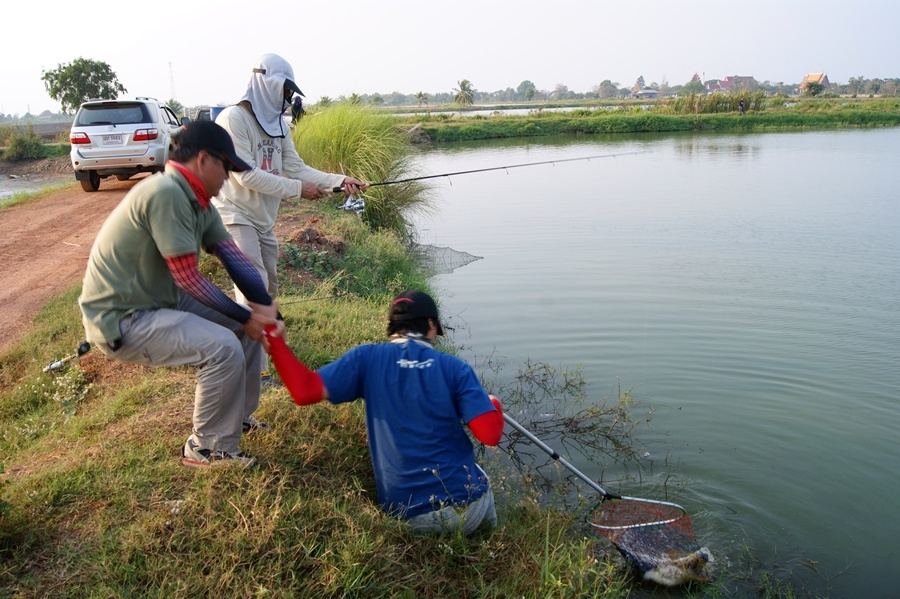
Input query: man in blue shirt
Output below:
<box><xmin>269</xmin><ymin>290</ymin><xmax>504</xmax><ymax>534</ymax></box>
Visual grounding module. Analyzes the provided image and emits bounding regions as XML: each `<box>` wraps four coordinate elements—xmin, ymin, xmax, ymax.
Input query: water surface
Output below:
<box><xmin>411</xmin><ymin>129</ymin><xmax>900</xmax><ymax>596</ymax></box>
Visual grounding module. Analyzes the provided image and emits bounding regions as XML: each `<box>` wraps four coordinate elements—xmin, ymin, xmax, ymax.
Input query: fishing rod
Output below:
<box><xmin>331</xmin><ymin>150</ymin><xmax>643</xmax><ymax>192</ymax></box>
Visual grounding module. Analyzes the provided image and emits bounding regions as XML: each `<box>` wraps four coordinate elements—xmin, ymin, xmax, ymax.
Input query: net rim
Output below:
<box><xmin>588</xmin><ymin>495</ymin><xmax>688</xmax><ymax>531</ymax></box>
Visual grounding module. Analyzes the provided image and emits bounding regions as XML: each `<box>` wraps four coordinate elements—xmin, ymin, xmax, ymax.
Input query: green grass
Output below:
<box><xmin>0</xmin><ymin>182</ymin><xmax>73</xmax><ymax>210</ymax></box>
<box><xmin>0</xmin><ymin>205</ymin><xmax>641</xmax><ymax>597</ymax></box>
<box><xmin>397</xmin><ymin>96</ymin><xmax>900</xmax><ymax>142</ymax></box>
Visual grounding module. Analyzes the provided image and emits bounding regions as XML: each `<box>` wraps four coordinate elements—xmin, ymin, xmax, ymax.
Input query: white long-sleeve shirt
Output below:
<box><xmin>212</xmin><ymin>105</ymin><xmax>345</xmax><ymax>233</ymax></box>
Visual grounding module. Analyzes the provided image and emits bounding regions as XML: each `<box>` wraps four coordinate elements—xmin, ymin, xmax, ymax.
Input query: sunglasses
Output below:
<box><xmin>206</xmin><ymin>151</ymin><xmax>233</xmax><ymax>173</ymax></box>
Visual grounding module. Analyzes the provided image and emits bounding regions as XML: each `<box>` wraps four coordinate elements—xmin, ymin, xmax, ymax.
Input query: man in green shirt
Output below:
<box><xmin>79</xmin><ymin>120</ymin><xmax>283</xmax><ymax>467</ymax></box>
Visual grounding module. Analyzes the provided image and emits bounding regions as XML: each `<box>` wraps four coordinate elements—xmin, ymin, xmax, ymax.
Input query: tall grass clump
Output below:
<box><xmin>294</xmin><ymin>103</ymin><xmax>428</xmax><ymax>240</ymax></box>
<box><xmin>1</xmin><ymin>125</ymin><xmax>48</xmax><ymax>161</ymax></box>
<box><xmin>662</xmin><ymin>91</ymin><xmax>767</xmax><ymax>114</ymax></box>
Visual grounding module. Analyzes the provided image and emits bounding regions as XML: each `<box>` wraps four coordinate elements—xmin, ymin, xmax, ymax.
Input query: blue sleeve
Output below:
<box><xmin>319</xmin><ymin>345</ymin><xmax>367</xmax><ymax>404</ymax></box>
<box><xmin>447</xmin><ymin>356</ymin><xmax>494</xmax><ymax>423</ymax></box>
<box><xmin>209</xmin><ymin>239</ymin><xmax>272</xmax><ymax>306</ymax></box>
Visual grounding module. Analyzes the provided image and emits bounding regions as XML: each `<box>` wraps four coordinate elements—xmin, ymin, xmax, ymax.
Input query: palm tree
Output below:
<box><xmin>453</xmin><ymin>80</ymin><xmax>474</xmax><ymax>105</ymax></box>
<box><xmin>415</xmin><ymin>91</ymin><xmax>428</xmax><ymax>107</ymax></box>
<box><xmin>318</xmin><ymin>96</ymin><xmax>333</xmax><ymax>107</ymax></box>
<box><xmin>348</xmin><ymin>93</ymin><xmax>362</xmax><ymax>105</ymax></box>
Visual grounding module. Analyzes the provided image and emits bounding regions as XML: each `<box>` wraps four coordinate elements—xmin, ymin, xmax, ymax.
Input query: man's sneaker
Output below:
<box><xmin>242</xmin><ymin>415</ymin><xmax>272</xmax><ymax>434</ymax></box>
<box><xmin>181</xmin><ymin>438</ymin><xmax>256</xmax><ymax>468</ymax></box>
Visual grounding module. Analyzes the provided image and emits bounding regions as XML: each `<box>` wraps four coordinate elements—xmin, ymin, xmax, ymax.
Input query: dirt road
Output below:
<box><xmin>0</xmin><ymin>179</ymin><xmax>135</xmax><ymax>354</ymax></box>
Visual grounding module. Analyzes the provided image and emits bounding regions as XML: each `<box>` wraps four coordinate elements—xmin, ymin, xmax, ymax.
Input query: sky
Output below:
<box><xmin>2</xmin><ymin>0</ymin><xmax>898</xmax><ymax>115</ymax></box>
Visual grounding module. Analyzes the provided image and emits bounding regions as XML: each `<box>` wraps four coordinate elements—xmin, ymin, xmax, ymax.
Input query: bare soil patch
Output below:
<box><xmin>0</xmin><ymin>156</ymin><xmax>73</xmax><ymax>177</ymax></box>
<box><xmin>0</xmin><ymin>176</ymin><xmax>139</xmax><ymax>354</ymax></box>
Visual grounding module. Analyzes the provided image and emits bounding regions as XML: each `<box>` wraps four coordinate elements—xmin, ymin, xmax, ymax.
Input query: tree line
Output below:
<box><xmin>6</xmin><ymin>57</ymin><xmax>899</xmax><ymax>120</ymax></box>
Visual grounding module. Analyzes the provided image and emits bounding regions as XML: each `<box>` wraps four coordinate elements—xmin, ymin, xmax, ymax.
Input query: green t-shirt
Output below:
<box><xmin>79</xmin><ymin>165</ymin><xmax>231</xmax><ymax>344</ymax></box>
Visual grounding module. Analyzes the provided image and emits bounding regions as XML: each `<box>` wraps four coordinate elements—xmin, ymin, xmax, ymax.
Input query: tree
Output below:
<box><xmin>551</xmin><ymin>83</ymin><xmax>569</xmax><ymax>100</ymax></box>
<box><xmin>166</xmin><ymin>98</ymin><xmax>184</xmax><ymax>117</ymax></box>
<box><xmin>348</xmin><ymin>93</ymin><xmax>362</xmax><ymax>105</ymax></box>
<box><xmin>318</xmin><ymin>96</ymin><xmax>333</xmax><ymax>107</ymax></box>
<box><xmin>415</xmin><ymin>91</ymin><xmax>428</xmax><ymax>106</ymax></box>
<box><xmin>632</xmin><ymin>76</ymin><xmax>645</xmax><ymax>93</ymax></box>
<box><xmin>682</xmin><ymin>74</ymin><xmax>705</xmax><ymax>94</ymax></box>
<box><xmin>803</xmin><ymin>82</ymin><xmax>824</xmax><ymax>97</ymax></box>
<box><xmin>41</xmin><ymin>57</ymin><xmax>127</xmax><ymax>113</ymax></box>
<box><xmin>594</xmin><ymin>80</ymin><xmax>619</xmax><ymax>99</ymax></box>
<box><xmin>370</xmin><ymin>93</ymin><xmax>384</xmax><ymax>105</ymax></box>
<box><xmin>453</xmin><ymin>79</ymin><xmax>475</xmax><ymax>105</ymax></box>
<box><xmin>516</xmin><ymin>80</ymin><xmax>536</xmax><ymax>101</ymax></box>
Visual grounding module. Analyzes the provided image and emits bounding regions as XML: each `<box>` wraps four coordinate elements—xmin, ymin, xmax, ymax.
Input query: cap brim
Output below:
<box><xmin>285</xmin><ymin>79</ymin><xmax>305</xmax><ymax>98</ymax></box>
<box><xmin>223</xmin><ymin>152</ymin><xmax>252</xmax><ymax>173</ymax></box>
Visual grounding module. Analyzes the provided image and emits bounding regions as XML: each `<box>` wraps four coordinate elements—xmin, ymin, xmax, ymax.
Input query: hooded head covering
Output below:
<box><xmin>241</xmin><ymin>53</ymin><xmax>304</xmax><ymax>138</ymax></box>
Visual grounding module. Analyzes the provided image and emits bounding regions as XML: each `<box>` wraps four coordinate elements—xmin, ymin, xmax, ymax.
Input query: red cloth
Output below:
<box><xmin>266</xmin><ymin>332</ymin><xmax>324</xmax><ymax>406</ymax></box>
<box><xmin>168</xmin><ymin>160</ymin><xmax>210</xmax><ymax>208</ymax></box>
<box><xmin>468</xmin><ymin>395</ymin><xmax>504</xmax><ymax>446</ymax></box>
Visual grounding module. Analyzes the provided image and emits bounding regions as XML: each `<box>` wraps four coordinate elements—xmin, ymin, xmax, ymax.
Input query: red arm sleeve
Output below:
<box><xmin>468</xmin><ymin>395</ymin><xmax>504</xmax><ymax>446</ymax></box>
<box><xmin>266</xmin><ymin>331</ymin><xmax>325</xmax><ymax>406</ymax></box>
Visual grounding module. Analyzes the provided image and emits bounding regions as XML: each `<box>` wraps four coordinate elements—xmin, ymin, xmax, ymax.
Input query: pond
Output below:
<box><xmin>410</xmin><ymin>128</ymin><xmax>900</xmax><ymax>596</ymax></box>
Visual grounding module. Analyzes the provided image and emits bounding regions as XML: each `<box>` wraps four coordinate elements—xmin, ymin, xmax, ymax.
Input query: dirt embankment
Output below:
<box><xmin>0</xmin><ymin>173</ymin><xmax>135</xmax><ymax>354</ymax></box>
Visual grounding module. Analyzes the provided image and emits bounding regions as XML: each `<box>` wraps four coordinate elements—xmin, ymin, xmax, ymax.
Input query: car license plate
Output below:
<box><xmin>102</xmin><ymin>134</ymin><xmax>123</xmax><ymax>145</ymax></box>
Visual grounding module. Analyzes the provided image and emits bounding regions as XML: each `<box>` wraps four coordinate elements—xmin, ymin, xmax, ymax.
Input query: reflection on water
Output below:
<box><xmin>411</xmin><ymin>128</ymin><xmax>900</xmax><ymax>596</ymax></box>
<box><xmin>0</xmin><ymin>173</ymin><xmax>71</xmax><ymax>204</ymax></box>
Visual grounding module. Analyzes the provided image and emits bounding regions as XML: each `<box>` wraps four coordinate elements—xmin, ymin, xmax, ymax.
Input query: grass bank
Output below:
<box><xmin>400</xmin><ymin>97</ymin><xmax>900</xmax><ymax>143</ymax></box>
<box><xmin>0</xmin><ymin>193</ymin><xmax>641</xmax><ymax>598</ymax></box>
<box><xmin>0</xmin><ymin>182</ymin><xmax>72</xmax><ymax>210</ymax></box>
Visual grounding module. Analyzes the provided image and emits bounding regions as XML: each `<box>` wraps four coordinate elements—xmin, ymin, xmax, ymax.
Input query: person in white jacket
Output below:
<box><xmin>213</xmin><ymin>53</ymin><xmax>365</xmax><ymax>308</ymax></box>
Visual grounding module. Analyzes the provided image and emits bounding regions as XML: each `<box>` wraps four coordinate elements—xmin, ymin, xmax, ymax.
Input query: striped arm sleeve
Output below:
<box><xmin>165</xmin><ymin>253</ymin><xmax>252</xmax><ymax>323</ymax></box>
<box><xmin>209</xmin><ymin>239</ymin><xmax>273</xmax><ymax>306</ymax></box>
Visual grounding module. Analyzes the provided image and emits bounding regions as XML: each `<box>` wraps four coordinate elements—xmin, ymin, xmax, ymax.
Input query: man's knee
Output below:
<box><xmin>206</xmin><ymin>334</ymin><xmax>245</xmax><ymax>368</ymax></box>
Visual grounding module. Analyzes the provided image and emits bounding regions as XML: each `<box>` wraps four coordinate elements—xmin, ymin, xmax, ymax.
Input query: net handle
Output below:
<box><xmin>503</xmin><ymin>413</ymin><xmax>690</xmax><ymax>530</ymax></box>
<box><xmin>502</xmin><ymin>412</ymin><xmax>616</xmax><ymax>499</ymax></box>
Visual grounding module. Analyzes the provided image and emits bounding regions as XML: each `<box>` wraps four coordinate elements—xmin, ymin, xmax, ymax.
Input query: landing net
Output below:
<box><xmin>590</xmin><ymin>497</ymin><xmax>713</xmax><ymax>586</ymax></box>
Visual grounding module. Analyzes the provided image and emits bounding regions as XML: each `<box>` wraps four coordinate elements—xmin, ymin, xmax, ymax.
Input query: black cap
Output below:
<box><xmin>284</xmin><ymin>79</ymin><xmax>305</xmax><ymax>98</ymax></box>
<box><xmin>172</xmin><ymin>120</ymin><xmax>252</xmax><ymax>172</ymax></box>
<box><xmin>389</xmin><ymin>290</ymin><xmax>444</xmax><ymax>335</ymax></box>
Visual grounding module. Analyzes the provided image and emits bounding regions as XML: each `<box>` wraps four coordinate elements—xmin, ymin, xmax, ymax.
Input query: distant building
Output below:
<box><xmin>800</xmin><ymin>72</ymin><xmax>830</xmax><ymax>92</ymax></box>
<box><xmin>633</xmin><ymin>88</ymin><xmax>659</xmax><ymax>99</ymax></box>
<box><xmin>706</xmin><ymin>76</ymin><xmax>759</xmax><ymax>93</ymax></box>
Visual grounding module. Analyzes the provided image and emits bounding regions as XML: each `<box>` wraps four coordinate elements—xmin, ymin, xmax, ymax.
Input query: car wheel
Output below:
<box><xmin>80</xmin><ymin>171</ymin><xmax>100</xmax><ymax>192</ymax></box>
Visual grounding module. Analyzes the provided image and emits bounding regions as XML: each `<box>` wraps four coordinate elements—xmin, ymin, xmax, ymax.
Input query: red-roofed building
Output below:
<box><xmin>800</xmin><ymin>73</ymin><xmax>830</xmax><ymax>92</ymax></box>
<box><xmin>706</xmin><ymin>76</ymin><xmax>758</xmax><ymax>93</ymax></box>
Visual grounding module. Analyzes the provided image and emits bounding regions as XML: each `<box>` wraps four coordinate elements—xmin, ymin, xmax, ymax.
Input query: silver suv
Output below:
<box><xmin>69</xmin><ymin>97</ymin><xmax>182</xmax><ymax>192</ymax></box>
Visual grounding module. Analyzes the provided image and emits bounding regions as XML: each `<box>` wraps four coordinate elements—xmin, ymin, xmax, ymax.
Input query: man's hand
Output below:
<box><xmin>340</xmin><ymin>176</ymin><xmax>368</xmax><ymax>195</ymax></box>
<box><xmin>300</xmin><ymin>180</ymin><xmax>328</xmax><ymax>200</ymax></box>
<box><xmin>489</xmin><ymin>394</ymin><xmax>503</xmax><ymax>414</ymax></box>
<box><xmin>244</xmin><ymin>302</ymin><xmax>279</xmax><ymax>349</ymax></box>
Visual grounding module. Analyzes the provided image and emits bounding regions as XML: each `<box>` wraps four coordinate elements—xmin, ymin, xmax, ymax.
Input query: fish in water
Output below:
<box><xmin>642</xmin><ymin>547</ymin><xmax>714</xmax><ymax>587</ymax></box>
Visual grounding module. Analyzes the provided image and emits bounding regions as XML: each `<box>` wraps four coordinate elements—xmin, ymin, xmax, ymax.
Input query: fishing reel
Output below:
<box><xmin>340</xmin><ymin>194</ymin><xmax>365</xmax><ymax>214</ymax></box>
<box><xmin>43</xmin><ymin>341</ymin><xmax>91</xmax><ymax>373</ymax></box>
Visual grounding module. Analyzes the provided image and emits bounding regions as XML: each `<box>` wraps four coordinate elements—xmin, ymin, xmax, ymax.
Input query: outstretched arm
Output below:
<box><xmin>165</xmin><ymin>252</ymin><xmax>252</xmax><ymax>323</ymax></box>
<box><xmin>208</xmin><ymin>239</ymin><xmax>271</xmax><ymax>306</ymax></box>
<box><xmin>266</xmin><ymin>331</ymin><xmax>327</xmax><ymax>405</ymax></box>
<box><xmin>467</xmin><ymin>395</ymin><xmax>504</xmax><ymax>446</ymax></box>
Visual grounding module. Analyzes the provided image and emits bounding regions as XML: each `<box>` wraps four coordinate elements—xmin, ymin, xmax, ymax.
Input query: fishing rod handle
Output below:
<box><xmin>502</xmin><ymin>412</ymin><xmax>610</xmax><ymax>497</ymax></box>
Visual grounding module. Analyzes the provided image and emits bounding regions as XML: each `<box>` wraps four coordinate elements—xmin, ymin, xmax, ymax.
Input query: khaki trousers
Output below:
<box><xmin>98</xmin><ymin>293</ymin><xmax>262</xmax><ymax>454</ymax></box>
<box><xmin>226</xmin><ymin>224</ymin><xmax>279</xmax><ymax>305</ymax></box>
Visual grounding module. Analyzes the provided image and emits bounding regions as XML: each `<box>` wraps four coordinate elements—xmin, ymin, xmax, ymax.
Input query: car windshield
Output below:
<box><xmin>76</xmin><ymin>103</ymin><xmax>149</xmax><ymax>126</ymax></box>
